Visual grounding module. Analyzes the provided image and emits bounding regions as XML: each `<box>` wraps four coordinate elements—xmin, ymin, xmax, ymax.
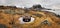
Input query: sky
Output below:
<box><xmin>0</xmin><ymin>0</ymin><xmax>60</xmax><ymax>15</ymax></box>
<box><xmin>0</xmin><ymin>0</ymin><xmax>60</xmax><ymax>9</ymax></box>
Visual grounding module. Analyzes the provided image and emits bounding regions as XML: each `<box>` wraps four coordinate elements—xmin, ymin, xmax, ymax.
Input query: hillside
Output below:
<box><xmin>0</xmin><ymin>6</ymin><xmax>60</xmax><ymax>28</ymax></box>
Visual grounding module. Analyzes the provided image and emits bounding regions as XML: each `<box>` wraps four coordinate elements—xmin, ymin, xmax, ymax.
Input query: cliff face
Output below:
<box><xmin>0</xmin><ymin>6</ymin><xmax>60</xmax><ymax>28</ymax></box>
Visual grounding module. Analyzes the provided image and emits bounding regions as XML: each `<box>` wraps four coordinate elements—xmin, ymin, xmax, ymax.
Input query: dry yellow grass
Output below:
<box><xmin>0</xmin><ymin>6</ymin><xmax>60</xmax><ymax>28</ymax></box>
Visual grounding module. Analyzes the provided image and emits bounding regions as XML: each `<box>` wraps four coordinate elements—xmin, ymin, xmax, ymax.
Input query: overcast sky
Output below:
<box><xmin>0</xmin><ymin>0</ymin><xmax>60</xmax><ymax>9</ymax></box>
<box><xmin>0</xmin><ymin>0</ymin><xmax>60</xmax><ymax>15</ymax></box>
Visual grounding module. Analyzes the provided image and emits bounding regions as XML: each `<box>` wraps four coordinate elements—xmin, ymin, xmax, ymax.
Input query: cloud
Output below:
<box><xmin>0</xmin><ymin>0</ymin><xmax>5</xmax><ymax>4</ymax></box>
<box><xmin>0</xmin><ymin>0</ymin><xmax>60</xmax><ymax>15</ymax></box>
<box><xmin>0</xmin><ymin>0</ymin><xmax>60</xmax><ymax>9</ymax></box>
